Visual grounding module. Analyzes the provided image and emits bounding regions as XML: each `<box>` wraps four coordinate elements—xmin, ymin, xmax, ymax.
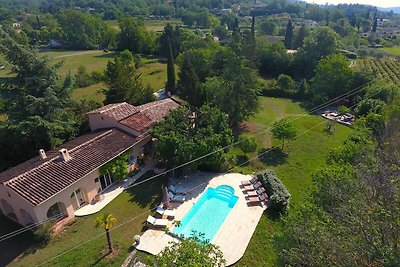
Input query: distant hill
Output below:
<box><xmin>378</xmin><ymin>7</ymin><xmax>400</xmax><ymax>14</ymax></box>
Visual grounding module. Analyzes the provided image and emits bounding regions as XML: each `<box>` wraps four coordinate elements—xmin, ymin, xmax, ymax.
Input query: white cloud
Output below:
<box><xmin>303</xmin><ymin>0</ymin><xmax>399</xmax><ymax>8</ymax></box>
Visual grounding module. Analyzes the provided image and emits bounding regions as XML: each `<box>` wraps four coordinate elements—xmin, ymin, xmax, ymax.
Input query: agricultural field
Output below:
<box><xmin>356</xmin><ymin>57</ymin><xmax>400</xmax><ymax>86</ymax></box>
<box><xmin>380</xmin><ymin>46</ymin><xmax>400</xmax><ymax>56</ymax></box>
<box><xmin>105</xmin><ymin>19</ymin><xmax>182</xmax><ymax>32</ymax></box>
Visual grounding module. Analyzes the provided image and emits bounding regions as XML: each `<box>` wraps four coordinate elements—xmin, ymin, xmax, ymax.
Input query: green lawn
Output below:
<box><xmin>71</xmin><ymin>83</ymin><xmax>106</xmax><ymax>103</ymax></box>
<box><xmin>230</xmin><ymin>97</ymin><xmax>352</xmax><ymax>266</ymax></box>
<box><xmin>0</xmin><ymin>50</ymin><xmax>169</xmax><ymax>103</ymax></box>
<box><xmin>2</xmin><ymin>172</ymin><xmax>165</xmax><ymax>267</ymax></box>
<box><xmin>380</xmin><ymin>46</ymin><xmax>400</xmax><ymax>56</ymax></box>
<box><xmin>0</xmin><ymin>97</ymin><xmax>352</xmax><ymax>266</ymax></box>
<box><xmin>105</xmin><ymin>19</ymin><xmax>182</xmax><ymax>32</ymax></box>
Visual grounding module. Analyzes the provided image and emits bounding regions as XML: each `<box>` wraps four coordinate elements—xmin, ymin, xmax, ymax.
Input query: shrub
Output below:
<box><xmin>355</xmin><ymin>98</ymin><xmax>385</xmax><ymax>116</ymax></box>
<box><xmin>238</xmin><ymin>136</ymin><xmax>257</xmax><ymax>153</ymax></box>
<box><xmin>33</xmin><ymin>222</ymin><xmax>53</xmax><ymax>245</ymax></box>
<box><xmin>257</xmin><ymin>169</ymin><xmax>290</xmax><ymax>212</ymax></box>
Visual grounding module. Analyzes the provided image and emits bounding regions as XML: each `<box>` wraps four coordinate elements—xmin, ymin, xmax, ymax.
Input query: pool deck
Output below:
<box><xmin>136</xmin><ymin>172</ymin><xmax>267</xmax><ymax>266</ymax></box>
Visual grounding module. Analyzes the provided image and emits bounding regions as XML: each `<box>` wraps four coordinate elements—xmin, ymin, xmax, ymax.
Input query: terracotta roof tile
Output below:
<box><xmin>120</xmin><ymin>99</ymin><xmax>179</xmax><ymax>133</ymax></box>
<box><xmin>87</xmin><ymin>102</ymin><xmax>138</xmax><ymax>121</ymax></box>
<box><xmin>0</xmin><ymin>129</ymin><xmax>141</xmax><ymax>206</ymax></box>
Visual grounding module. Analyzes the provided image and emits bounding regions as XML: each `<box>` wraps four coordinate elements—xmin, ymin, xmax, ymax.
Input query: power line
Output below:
<box><xmin>0</xmin><ymin>72</ymin><xmax>394</xmax><ymax>243</ymax></box>
<box><xmin>36</xmin><ymin>84</ymin><xmax>388</xmax><ymax>266</ymax></box>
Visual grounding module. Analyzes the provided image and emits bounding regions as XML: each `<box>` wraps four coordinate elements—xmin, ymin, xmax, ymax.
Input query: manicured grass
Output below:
<box><xmin>0</xmin><ymin>50</ymin><xmax>169</xmax><ymax>103</ymax></box>
<box><xmin>106</xmin><ymin>19</ymin><xmax>182</xmax><ymax>32</ymax></box>
<box><xmin>4</xmin><ymin>171</ymin><xmax>165</xmax><ymax>267</ymax></box>
<box><xmin>143</xmin><ymin>19</ymin><xmax>182</xmax><ymax>32</ymax></box>
<box><xmin>230</xmin><ymin>97</ymin><xmax>352</xmax><ymax>266</ymax></box>
<box><xmin>140</xmin><ymin>63</ymin><xmax>168</xmax><ymax>91</ymax></box>
<box><xmin>47</xmin><ymin>51</ymin><xmax>117</xmax><ymax>78</ymax></box>
<box><xmin>380</xmin><ymin>46</ymin><xmax>400</xmax><ymax>56</ymax></box>
<box><xmin>72</xmin><ymin>83</ymin><xmax>106</xmax><ymax>103</ymax></box>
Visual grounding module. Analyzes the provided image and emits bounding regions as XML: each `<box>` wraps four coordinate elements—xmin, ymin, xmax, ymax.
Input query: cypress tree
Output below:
<box><xmin>293</xmin><ymin>24</ymin><xmax>305</xmax><ymax>49</ymax></box>
<box><xmin>350</xmin><ymin>13</ymin><xmax>356</xmax><ymax>27</ymax></box>
<box><xmin>251</xmin><ymin>15</ymin><xmax>256</xmax><ymax>36</ymax></box>
<box><xmin>166</xmin><ymin>37</ymin><xmax>176</xmax><ymax>95</ymax></box>
<box><xmin>284</xmin><ymin>20</ymin><xmax>293</xmax><ymax>49</ymax></box>
<box><xmin>372</xmin><ymin>17</ymin><xmax>378</xmax><ymax>33</ymax></box>
<box><xmin>177</xmin><ymin>54</ymin><xmax>202</xmax><ymax>107</ymax></box>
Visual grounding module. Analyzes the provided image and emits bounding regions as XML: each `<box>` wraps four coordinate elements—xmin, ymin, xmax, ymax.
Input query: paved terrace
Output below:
<box><xmin>136</xmin><ymin>172</ymin><xmax>267</xmax><ymax>266</ymax></box>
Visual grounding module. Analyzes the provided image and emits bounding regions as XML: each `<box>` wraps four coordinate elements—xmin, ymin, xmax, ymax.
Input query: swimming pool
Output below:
<box><xmin>173</xmin><ymin>185</ymin><xmax>239</xmax><ymax>241</ymax></box>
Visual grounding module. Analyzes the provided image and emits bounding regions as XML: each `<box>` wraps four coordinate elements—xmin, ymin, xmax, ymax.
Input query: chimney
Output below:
<box><xmin>39</xmin><ymin>149</ymin><xmax>47</xmax><ymax>160</ymax></box>
<box><xmin>59</xmin><ymin>148</ymin><xmax>72</xmax><ymax>162</ymax></box>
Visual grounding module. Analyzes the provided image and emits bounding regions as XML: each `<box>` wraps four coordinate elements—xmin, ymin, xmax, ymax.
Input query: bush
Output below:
<box><xmin>257</xmin><ymin>169</ymin><xmax>290</xmax><ymax>212</ymax></box>
<box><xmin>33</xmin><ymin>222</ymin><xmax>53</xmax><ymax>245</ymax></box>
<box><xmin>238</xmin><ymin>136</ymin><xmax>257</xmax><ymax>153</ymax></box>
<box><xmin>355</xmin><ymin>98</ymin><xmax>386</xmax><ymax>116</ymax></box>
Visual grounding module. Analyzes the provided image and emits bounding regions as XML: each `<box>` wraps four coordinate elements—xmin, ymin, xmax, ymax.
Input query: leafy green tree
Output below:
<box><xmin>0</xmin><ymin>29</ymin><xmax>77</xmax><ymax>169</ymax></box>
<box><xmin>284</xmin><ymin>20</ymin><xmax>293</xmax><ymax>49</ymax></box>
<box><xmin>150</xmin><ymin>106</ymin><xmax>233</xmax><ymax>171</ymax></box>
<box><xmin>103</xmin><ymin>50</ymin><xmax>154</xmax><ymax>105</ymax></box>
<box><xmin>296</xmin><ymin>27</ymin><xmax>341</xmax><ymax>76</ymax></box>
<box><xmin>99</xmin><ymin>151</ymin><xmax>129</xmax><ymax>181</ymax></box>
<box><xmin>95</xmin><ymin>214</ymin><xmax>117</xmax><ymax>253</ymax></box>
<box><xmin>203</xmin><ymin>55</ymin><xmax>260</xmax><ymax>125</ymax></box>
<box><xmin>151</xmin><ymin>232</ymin><xmax>226</xmax><ymax>267</ymax></box>
<box><xmin>260</xmin><ymin>20</ymin><xmax>278</xmax><ymax>35</ymax></box>
<box><xmin>117</xmin><ymin>17</ymin><xmax>155</xmax><ymax>54</ymax></box>
<box><xmin>259</xmin><ymin>42</ymin><xmax>292</xmax><ymax>76</ymax></box>
<box><xmin>271</xmin><ymin>119</ymin><xmax>297</xmax><ymax>151</ymax></box>
<box><xmin>355</xmin><ymin>98</ymin><xmax>386</xmax><ymax>116</ymax></box>
<box><xmin>238</xmin><ymin>135</ymin><xmax>257</xmax><ymax>153</ymax></box>
<box><xmin>57</xmin><ymin>9</ymin><xmax>107</xmax><ymax>49</ymax></box>
<box><xmin>165</xmin><ymin>37</ymin><xmax>176</xmax><ymax>94</ymax></box>
<box><xmin>311</xmin><ymin>54</ymin><xmax>354</xmax><ymax>103</ymax></box>
<box><xmin>277</xmin><ymin>74</ymin><xmax>297</xmax><ymax>92</ymax></box>
<box><xmin>293</xmin><ymin>24</ymin><xmax>306</xmax><ymax>49</ymax></box>
<box><xmin>278</xmin><ymin>126</ymin><xmax>399</xmax><ymax>267</ymax></box>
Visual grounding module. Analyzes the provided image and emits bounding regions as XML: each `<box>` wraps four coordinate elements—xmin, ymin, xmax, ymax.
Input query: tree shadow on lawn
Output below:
<box><xmin>94</xmin><ymin>52</ymin><xmax>117</xmax><ymax>59</ymax></box>
<box><xmin>126</xmin><ymin>171</ymin><xmax>166</xmax><ymax>209</ymax></box>
<box><xmin>258</xmin><ymin>147</ymin><xmax>288</xmax><ymax>166</ymax></box>
<box><xmin>0</xmin><ymin>214</ymin><xmax>37</xmax><ymax>266</ymax></box>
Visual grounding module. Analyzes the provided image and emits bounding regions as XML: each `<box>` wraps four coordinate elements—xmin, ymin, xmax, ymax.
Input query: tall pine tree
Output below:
<box><xmin>103</xmin><ymin>50</ymin><xmax>153</xmax><ymax>105</ymax></box>
<box><xmin>165</xmin><ymin>37</ymin><xmax>176</xmax><ymax>95</ymax></box>
<box><xmin>0</xmin><ymin>29</ymin><xmax>77</xmax><ymax>169</ymax></box>
<box><xmin>284</xmin><ymin>20</ymin><xmax>293</xmax><ymax>49</ymax></box>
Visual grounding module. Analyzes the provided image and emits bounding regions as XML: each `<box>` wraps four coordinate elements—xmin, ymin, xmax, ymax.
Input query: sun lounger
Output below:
<box><xmin>146</xmin><ymin>215</ymin><xmax>168</xmax><ymax>227</ymax></box>
<box><xmin>241</xmin><ymin>177</ymin><xmax>258</xmax><ymax>186</ymax></box>
<box><xmin>247</xmin><ymin>194</ymin><xmax>268</xmax><ymax>204</ymax></box>
<box><xmin>156</xmin><ymin>207</ymin><xmax>176</xmax><ymax>218</ymax></box>
<box><xmin>243</xmin><ymin>182</ymin><xmax>262</xmax><ymax>191</ymax></box>
<box><xmin>169</xmin><ymin>184</ymin><xmax>187</xmax><ymax>195</ymax></box>
<box><xmin>246</xmin><ymin>187</ymin><xmax>266</xmax><ymax>197</ymax></box>
<box><xmin>168</xmin><ymin>192</ymin><xmax>186</xmax><ymax>202</ymax></box>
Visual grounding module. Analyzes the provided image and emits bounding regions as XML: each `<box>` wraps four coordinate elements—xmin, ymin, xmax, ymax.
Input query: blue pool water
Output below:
<box><xmin>173</xmin><ymin>185</ymin><xmax>239</xmax><ymax>241</ymax></box>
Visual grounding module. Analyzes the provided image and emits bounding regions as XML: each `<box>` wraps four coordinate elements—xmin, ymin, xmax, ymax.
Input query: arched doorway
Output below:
<box><xmin>70</xmin><ymin>188</ymin><xmax>87</xmax><ymax>210</ymax></box>
<box><xmin>0</xmin><ymin>199</ymin><xmax>18</xmax><ymax>222</ymax></box>
<box><xmin>20</xmin><ymin>209</ymin><xmax>34</xmax><ymax>226</ymax></box>
<box><xmin>46</xmin><ymin>202</ymin><xmax>67</xmax><ymax>221</ymax></box>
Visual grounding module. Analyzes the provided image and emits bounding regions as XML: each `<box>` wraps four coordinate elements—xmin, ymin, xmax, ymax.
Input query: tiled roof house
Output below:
<box><xmin>0</xmin><ymin>99</ymin><xmax>179</xmax><ymax>226</ymax></box>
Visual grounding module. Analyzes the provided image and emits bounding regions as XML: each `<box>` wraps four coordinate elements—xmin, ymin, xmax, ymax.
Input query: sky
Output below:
<box><xmin>303</xmin><ymin>0</ymin><xmax>399</xmax><ymax>8</ymax></box>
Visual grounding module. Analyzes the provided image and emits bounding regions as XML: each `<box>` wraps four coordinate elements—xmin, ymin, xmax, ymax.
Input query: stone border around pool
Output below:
<box><xmin>136</xmin><ymin>173</ymin><xmax>267</xmax><ymax>266</ymax></box>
